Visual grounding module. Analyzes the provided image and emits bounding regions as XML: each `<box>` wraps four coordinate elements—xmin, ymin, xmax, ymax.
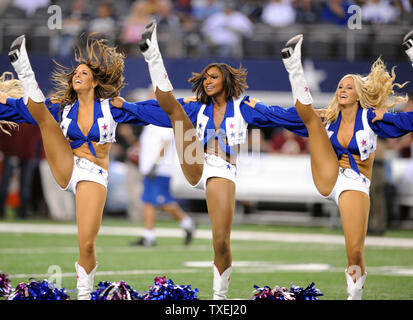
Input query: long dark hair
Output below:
<box><xmin>188</xmin><ymin>63</ymin><xmax>248</xmax><ymax>105</ymax></box>
<box><xmin>51</xmin><ymin>34</ymin><xmax>125</xmax><ymax>117</ymax></box>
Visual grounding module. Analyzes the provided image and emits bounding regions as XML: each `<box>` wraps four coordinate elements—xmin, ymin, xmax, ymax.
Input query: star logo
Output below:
<box><xmin>164</xmin><ymin>73</ymin><xmax>168</xmax><ymax>79</ymax></box>
<box><xmin>361</xmin><ymin>140</ymin><xmax>367</xmax><ymax>146</ymax></box>
<box><xmin>226</xmin><ymin>164</ymin><xmax>231</xmax><ymax>170</ymax></box>
<box><xmin>304</xmin><ymin>86</ymin><xmax>309</xmax><ymax>92</ymax></box>
<box><xmin>61</xmin><ymin>125</ymin><xmax>65</xmax><ymax>130</ymax></box>
<box><xmin>230</xmin><ymin>123</ymin><xmax>234</xmax><ymax>129</ymax></box>
<box><xmin>102</xmin><ymin>124</ymin><xmax>108</xmax><ymax>130</ymax></box>
<box><xmin>99</xmin><ymin>169</ymin><xmax>103</xmax><ymax>175</ymax></box>
<box><xmin>230</xmin><ymin>132</ymin><xmax>235</xmax><ymax>138</ymax></box>
<box><xmin>103</xmin><ymin>133</ymin><xmax>107</xmax><ymax>139</ymax></box>
<box><xmin>198</xmin><ymin>123</ymin><xmax>203</xmax><ymax>129</ymax></box>
<box><xmin>303</xmin><ymin>59</ymin><xmax>327</xmax><ymax>92</ymax></box>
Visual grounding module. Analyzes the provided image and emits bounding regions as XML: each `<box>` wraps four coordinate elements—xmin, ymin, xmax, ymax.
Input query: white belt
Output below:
<box><xmin>75</xmin><ymin>157</ymin><xmax>108</xmax><ymax>179</ymax></box>
<box><xmin>339</xmin><ymin>167</ymin><xmax>369</xmax><ymax>184</ymax></box>
<box><xmin>205</xmin><ymin>154</ymin><xmax>236</xmax><ymax>174</ymax></box>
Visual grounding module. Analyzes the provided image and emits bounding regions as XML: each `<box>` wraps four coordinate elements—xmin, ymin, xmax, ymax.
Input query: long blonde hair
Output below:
<box><xmin>0</xmin><ymin>72</ymin><xmax>20</xmax><ymax>135</ymax></box>
<box><xmin>324</xmin><ymin>57</ymin><xmax>408</xmax><ymax>123</ymax></box>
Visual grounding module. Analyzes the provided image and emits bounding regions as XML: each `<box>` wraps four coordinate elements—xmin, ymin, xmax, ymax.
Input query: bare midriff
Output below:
<box><xmin>71</xmin><ymin>140</ymin><xmax>111</xmax><ymax>171</ymax></box>
<box><xmin>338</xmin><ymin>152</ymin><xmax>375</xmax><ymax>180</ymax></box>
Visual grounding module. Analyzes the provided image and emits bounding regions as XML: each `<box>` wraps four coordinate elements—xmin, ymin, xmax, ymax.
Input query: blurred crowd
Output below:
<box><xmin>0</xmin><ymin>0</ymin><xmax>412</xmax><ymax>59</ymax></box>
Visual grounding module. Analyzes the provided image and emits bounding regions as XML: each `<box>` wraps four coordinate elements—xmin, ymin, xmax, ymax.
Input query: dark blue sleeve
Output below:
<box><xmin>368</xmin><ymin>108</ymin><xmax>413</xmax><ymax>138</ymax></box>
<box><xmin>111</xmin><ymin>98</ymin><xmax>200</xmax><ymax>127</ymax></box>
<box><xmin>1</xmin><ymin>98</ymin><xmax>60</xmax><ymax>125</ymax></box>
<box><xmin>240</xmin><ymin>98</ymin><xmax>309</xmax><ymax>137</ymax></box>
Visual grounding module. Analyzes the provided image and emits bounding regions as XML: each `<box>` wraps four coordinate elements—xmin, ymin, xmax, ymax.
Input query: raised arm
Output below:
<box><xmin>110</xmin><ymin>97</ymin><xmax>201</xmax><ymax>127</ymax></box>
<box><xmin>369</xmin><ymin>108</ymin><xmax>413</xmax><ymax>138</ymax></box>
<box><xmin>240</xmin><ymin>96</ymin><xmax>309</xmax><ymax>137</ymax></box>
<box><xmin>0</xmin><ymin>96</ymin><xmax>60</xmax><ymax>125</ymax></box>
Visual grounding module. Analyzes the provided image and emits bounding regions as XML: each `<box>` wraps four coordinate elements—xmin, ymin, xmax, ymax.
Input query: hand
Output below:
<box><xmin>183</xmin><ymin>96</ymin><xmax>197</xmax><ymax>104</ymax></box>
<box><xmin>110</xmin><ymin>96</ymin><xmax>125</xmax><ymax>108</ymax></box>
<box><xmin>244</xmin><ymin>97</ymin><xmax>261</xmax><ymax>109</ymax></box>
<box><xmin>314</xmin><ymin>108</ymin><xmax>326</xmax><ymax>119</ymax></box>
<box><xmin>0</xmin><ymin>92</ymin><xmax>9</xmax><ymax>104</ymax></box>
<box><xmin>371</xmin><ymin>107</ymin><xmax>387</xmax><ymax>123</ymax></box>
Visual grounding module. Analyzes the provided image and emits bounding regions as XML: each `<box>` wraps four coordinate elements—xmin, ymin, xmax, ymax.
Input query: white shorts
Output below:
<box><xmin>60</xmin><ymin>156</ymin><xmax>109</xmax><ymax>195</ymax></box>
<box><xmin>193</xmin><ymin>154</ymin><xmax>237</xmax><ymax>190</ymax></box>
<box><xmin>322</xmin><ymin>167</ymin><xmax>370</xmax><ymax>205</ymax></box>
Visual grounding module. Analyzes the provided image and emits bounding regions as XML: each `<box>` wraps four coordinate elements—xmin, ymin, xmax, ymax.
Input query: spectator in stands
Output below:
<box><xmin>13</xmin><ymin>0</ymin><xmax>49</xmax><ymax>16</ymax></box>
<box><xmin>202</xmin><ymin>1</ymin><xmax>253</xmax><ymax>58</ymax></box>
<box><xmin>151</xmin><ymin>0</ymin><xmax>182</xmax><ymax>57</ymax></box>
<box><xmin>261</xmin><ymin>0</ymin><xmax>296</xmax><ymax>27</ymax></box>
<box><xmin>88</xmin><ymin>2</ymin><xmax>118</xmax><ymax>45</ymax></box>
<box><xmin>239</xmin><ymin>0</ymin><xmax>263</xmax><ymax>23</ymax></box>
<box><xmin>120</xmin><ymin>0</ymin><xmax>151</xmax><ymax>55</ymax></box>
<box><xmin>270</xmin><ymin>128</ymin><xmax>307</xmax><ymax>154</ymax></box>
<box><xmin>192</xmin><ymin>0</ymin><xmax>222</xmax><ymax>21</ymax></box>
<box><xmin>362</xmin><ymin>0</ymin><xmax>400</xmax><ymax>24</ymax></box>
<box><xmin>293</xmin><ymin>0</ymin><xmax>323</xmax><ymax>24</ymax></box>
<box><xmin>320</xmin><ymin>0</ymin><xmax>354</xmax><ymax>26</ymax></box>
<box><xmin>0</xmin><ymin>123</ymin><xmax>41</xmax><ymax>219</ymax></box>
<box><xmin>174</xmin><ymin>0</ymin><xmax>192</xmax><ymax>18</ymax></box>
<box><xmin>57</xmin><ymin>0</ymin><xmax>89</xmax><ymax>57</ymax></box>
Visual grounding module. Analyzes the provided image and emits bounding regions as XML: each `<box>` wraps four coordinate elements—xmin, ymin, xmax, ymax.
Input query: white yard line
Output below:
<box><xmin>0</xmin><ymin>222</ymin><xmax>413</xmax><ymax>248</ymax></box>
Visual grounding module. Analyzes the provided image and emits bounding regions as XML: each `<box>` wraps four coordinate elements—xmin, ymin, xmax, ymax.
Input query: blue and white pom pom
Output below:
<box><xmin>252</xmin><ymin>282</ymin><xmax>323</xmax><ymax>300</ymax></box>
<box><xmin>0</xmin><ymin>273</ymin><xmax>12</xmax><ymax>298</ymax></box>
<box><xmin>289</xmin><ymin>282</ymin><xmax>323</xmax><ymax>300</ymax></box>
<box><xmin>139</xmin><ymin>276</ymin><xmax>199</xmax><ymax>300</ymax></box>
<box><xmin>90</xmin><ymin>281</ymin><xmax>140</xmax><ymax>300</ymax></box>
<box><xmin>7</xmin><ymin>280</ymin><xmax>70</xmax><ymax>300</ymax></box>
<box><xmin>252</xmin><ymin>285</ymin><xmax>295</xmax><ymax>300</ymax></box>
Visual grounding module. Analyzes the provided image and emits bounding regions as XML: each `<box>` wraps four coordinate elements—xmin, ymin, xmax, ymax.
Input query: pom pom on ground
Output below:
<box><xmin>252</xmin><ymin>282</ymin><xmax>323</xmax><ymax>300</ymax></box>
<box><xmin>91</xmin><ymin>281</ymin><xmax>140</xmax><ymax>300</ymax></box>
<box><xmin>0</xmin><ymin>273</ymin><xmax>12</xmax><ymax>298</ymax></box>
<box><xmin>289</xmin><ymin>282</ymin><xmax>324</xmax><ymax>300</ymax></box>
<box><xmin>139</xmin><ymin>276</ymin><xmax>199</xmax><ymax>300</ymax></box>
<box><xmin>7</xmin><ymin>279</ymin><xmax>70</xmax><ymax>300</ymax></box>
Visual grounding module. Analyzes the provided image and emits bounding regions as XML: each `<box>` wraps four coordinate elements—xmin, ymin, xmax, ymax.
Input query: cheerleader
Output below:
<box><xmin>110</xmin><ymin>20</ymin><xmax>308</xmax><ymax>300</ymax></box>
<box><xmin>247</xmin><ymin>34</ymin><xmax>412</xmax><ymax>299</ymax></box>
<box><xmin>1</xmin><ymin>34</ymin><xmax>201</xmax><ymax>299</ymax></box>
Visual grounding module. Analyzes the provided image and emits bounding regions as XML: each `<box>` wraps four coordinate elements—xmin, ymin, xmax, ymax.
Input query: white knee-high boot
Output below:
<box><xmin>213</xmin><ymin>264</ymin><xmax>232</xmax><ymax>300</ymax></box>
<box><xmin>75</xmin><ymin>262</ymin><xmax>98</xmax><ymax>300</ymax></box>
<box><xmin>403</xmin><ymin>30</ymin><xmax>413</xmax><ymax>66</ymax></box>
<box><xmin>138</xmin><ymin>20</ymin><xmax>173</xmax><ymax>93</ymax></box>
<box><xmin>8</xmin><ymin>35</ymin><xmax>45</xmax><ymax>104</ymax></box>
<box><xmin>281</xmin><ymin>34</ymin><xmax>313</xmax><ymax>106</ymax></box>
<box><xmin>345</xmin><ymin>269</ymin><xmax>367</xmax><ymax>300</ymax></box>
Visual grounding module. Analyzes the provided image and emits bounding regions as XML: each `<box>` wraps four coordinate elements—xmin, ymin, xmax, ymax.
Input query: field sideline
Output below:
<box><xmin>1</xmin><ymin>219</ymin><xmax>413</xmax><ymax>300</ymax></box>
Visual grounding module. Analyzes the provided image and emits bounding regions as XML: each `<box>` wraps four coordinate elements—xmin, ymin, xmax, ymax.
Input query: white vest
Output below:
<box><xmin>325</xmin><ymin>108</ymin><xmax>377</xmax><ymax>161</ymax></box>
<box><xmin>60</xmin><ymin>99</ymin><xmax>117</xmax><ymax>144</ymax></box>
<box><xmin>195</xmin><ymin>97</ymin><xmax>248</xmax><ymax>146</ymax></box>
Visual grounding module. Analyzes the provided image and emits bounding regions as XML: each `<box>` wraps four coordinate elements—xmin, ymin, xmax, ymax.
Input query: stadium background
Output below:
<box><xmin>0</xmin><ymin>0</ymin><xmax>413</xmax><ymax>301</ymax></box>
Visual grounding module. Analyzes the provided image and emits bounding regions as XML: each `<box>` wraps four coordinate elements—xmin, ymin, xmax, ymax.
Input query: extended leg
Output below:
<box><xmin>403</xmin><ymin>30</ymin><xmax>413</xmax><ymax>66</ymax></box>
<box><xmin>9</xmin><ymin>35</ymin><xmax>73</xmax><ymax>188</ymax></box>
<box><xmin>139</xmin><ymin>21</ymin><xmax>203</xmax><ymax>186</ymax></box>
<box><xmin>282</xmin><ymin>35</ymin><xmax>338</xmax><ymax>196</ymax></box>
